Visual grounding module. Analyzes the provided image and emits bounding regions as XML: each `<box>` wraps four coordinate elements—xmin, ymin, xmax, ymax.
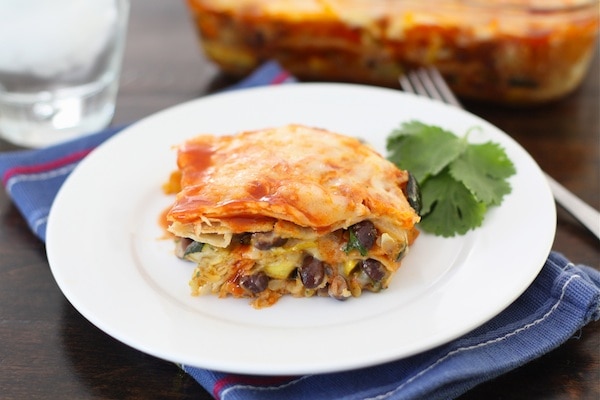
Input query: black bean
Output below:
<box><xmin>349</xmin><ymin>220</ymin><xmax>377</xmax><ymax>250</ymax></box>
<box><xmin>235</xmin><ymin>233</ymin><xmax>252</xmax><ymax>245</ymax></box>
<box><xmin>239</xmin><ymin>272</ymin><xmax>269</xmax><ymax>293</ymax></box>
<box><xmin>299</xmin><ymin>255</ymin><xmax>326</xmax><ymax>289</ymax></box>
<box><xmin>405</xmin><ymin>172</ymin><xmax>422</xmax><ymax>215</ymax></box>
<box><xmin>360</xmin><ymin>259</ymin><xmax>386</xmax><ymax>282</ymax></box>
<box><xmin>251</xmin><ymin>232</ymin><xmax>288</xmax><ymax>250</ymax></box>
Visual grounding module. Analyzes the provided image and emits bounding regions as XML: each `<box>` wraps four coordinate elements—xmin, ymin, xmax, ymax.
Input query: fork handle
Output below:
<box><xmin>545</xmin><ymin>173</ymin><xmax>600</xmax><ymax>240</ymax></box>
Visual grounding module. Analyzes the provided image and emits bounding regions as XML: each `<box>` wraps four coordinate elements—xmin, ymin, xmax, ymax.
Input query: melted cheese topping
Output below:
<box><xmin>167</xmin><ymin>124</ymin><xmax>419</xmax><ymax>245</ymax></box>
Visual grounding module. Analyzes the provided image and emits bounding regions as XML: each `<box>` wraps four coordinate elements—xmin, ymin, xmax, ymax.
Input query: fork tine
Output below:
<box><xmin>399</xmin><ymin>68</ymin><xmax>442</xmax><ymax>101</ymax></box>
<box><xmin>400</xmin><ymin>69</ymin><xmax>431</xmax><ymax>97</ymax></box>
<box><xmin>398</xmin><ymin>74</ymin><xmax>416</xmax><ymax>94</ymax></box>
<box><xmin>399</xmin><ymin>67</ymin><xmax>463</xmax><ymax>109</ymax></box>
<box><xmin>427</xmin><ymin>68</ymin><xmax>463</xmax><ymax>108</ymax></box>
<box><xmin>399</xmin><ymin>72</ymin><xmax>425</xmax><ymax>96</ymax></box>
<box><xmin>417</xmin><ymin>68</ymin><xmax>446</xmax><ymax>103</ymax></box>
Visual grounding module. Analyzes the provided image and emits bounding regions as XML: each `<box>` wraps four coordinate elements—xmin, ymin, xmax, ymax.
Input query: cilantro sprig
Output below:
<box><xmin>387</xmin><ymin>121</ymin><xmax>516</xmax><ymax>237</ymax></box>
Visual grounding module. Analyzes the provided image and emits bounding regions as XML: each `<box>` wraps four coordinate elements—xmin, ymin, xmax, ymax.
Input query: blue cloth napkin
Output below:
<box><xmin>1</xmin><ymin>62</ymin><xmax>599</xmax><ymax>400</ymax></box>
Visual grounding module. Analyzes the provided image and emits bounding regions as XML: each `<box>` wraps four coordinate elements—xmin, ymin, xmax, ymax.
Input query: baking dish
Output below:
<box><xmin>186</xmin><ymin>0</ymin><xmax>599</xmax><ymax>105</ymax></box>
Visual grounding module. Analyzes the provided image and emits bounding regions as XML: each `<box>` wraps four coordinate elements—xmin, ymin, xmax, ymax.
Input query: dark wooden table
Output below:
<box><xmin>1</xmin><ymin>1</ymin><xmax>598</xmax><ymax>399</ymax></box>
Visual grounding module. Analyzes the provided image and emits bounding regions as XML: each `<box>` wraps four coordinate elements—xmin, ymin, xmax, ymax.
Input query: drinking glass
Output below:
<box><xmin>0</xmin><ymin>0</ymin><xmax>130</xmax><ymax>147</ymax></box>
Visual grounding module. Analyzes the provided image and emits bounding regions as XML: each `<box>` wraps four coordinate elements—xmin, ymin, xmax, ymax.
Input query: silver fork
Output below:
<box><xmin>400</xmin><ymin>67</ymin><xmax>600</xmax><ymax>240</ymax></box>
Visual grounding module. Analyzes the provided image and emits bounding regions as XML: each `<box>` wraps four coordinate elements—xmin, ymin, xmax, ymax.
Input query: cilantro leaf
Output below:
<box><xmin>449</xmin><ymin>142</ymin><xmax>516</xmax><ymax>205</ymax></box>
<box><xmin>419</xmin><ymin>170</ymin><xmax>487</xmax><ymax>237</ymax></box>
<box><xmin>344</xmin><ymin>229</ymin><xmax>368</xmax><ymax>256</ymax></box>
<box><xmin>386</xmin><ymin>121</ymin><xmax>516</xmax><ymax>237</ymax></box>
<box><xmin>387</xmin><ymin>121</ymin><xmax>466</xmax><ymax>182</ymax></box>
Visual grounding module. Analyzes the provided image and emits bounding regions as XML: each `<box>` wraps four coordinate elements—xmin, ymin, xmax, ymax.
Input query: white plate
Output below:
<box><xmin>46</xmin><ymin>83</ymin><xmax>555</xmax><ymax>375</ymax></box>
